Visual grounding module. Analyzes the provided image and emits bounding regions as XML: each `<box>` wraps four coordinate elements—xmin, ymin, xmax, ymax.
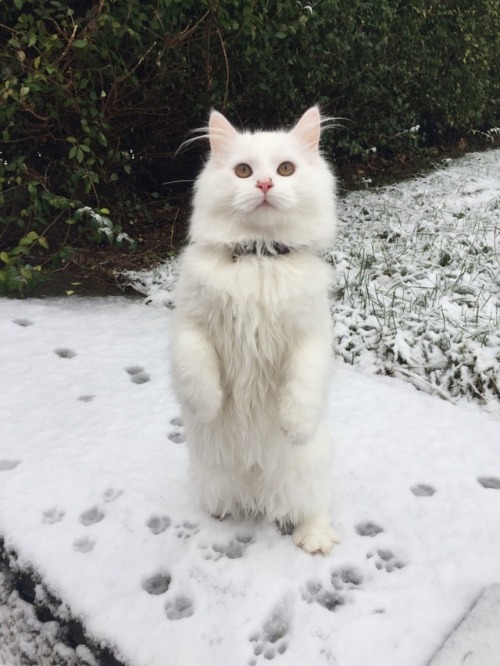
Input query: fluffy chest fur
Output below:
<box><xmin>176</xmin><ymin>246</ymin><xmax>331</xmax><ymax>391</ymax></box>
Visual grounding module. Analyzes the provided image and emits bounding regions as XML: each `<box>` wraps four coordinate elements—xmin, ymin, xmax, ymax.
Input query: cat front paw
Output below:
<box><xmin>187</xmin><ymin>386</ymin><xmax>223</xmax><ymax>424</ymax></box>
<box><xmin>279</xmin><ymin>399</ymin><xmax>318</xmax><ymax>445</ymax></box>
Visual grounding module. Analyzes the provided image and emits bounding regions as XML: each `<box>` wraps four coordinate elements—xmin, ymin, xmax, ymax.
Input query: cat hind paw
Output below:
<box><xmin>293</xmin><ymin>524</ymin><xmax>340</xmax><ymax>555</ymax></box>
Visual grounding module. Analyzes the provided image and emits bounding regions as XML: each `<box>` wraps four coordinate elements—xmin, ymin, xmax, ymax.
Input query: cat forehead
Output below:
<box><xmin>220</xmin><ymin>130</ymin><xmax>304</xmax><ymax>162</ymax></box>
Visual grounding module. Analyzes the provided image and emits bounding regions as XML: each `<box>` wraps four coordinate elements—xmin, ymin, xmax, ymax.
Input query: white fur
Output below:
<box><xmin>171</xmin><ymin>107</ymin><xmax>339</xmax><ymax>554</ymax></box>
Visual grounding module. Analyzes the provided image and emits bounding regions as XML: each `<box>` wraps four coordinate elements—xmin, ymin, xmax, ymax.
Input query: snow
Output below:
<box><xmin>1</xmin><ymin>293</ymin><xmax>499</xmax><ymax>666</ymax></box>
<box><xmin>1</xmin><ymin>150</ymin><xmax>500</xmax><ymax>664</ymax></box>
<box><xmin>429</xmin><ymin>584</ymin><xmax>500</xmax><ymax>666</ymax></box>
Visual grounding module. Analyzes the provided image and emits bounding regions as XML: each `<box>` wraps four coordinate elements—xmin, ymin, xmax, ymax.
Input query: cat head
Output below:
<box><xmin>189</xmin><ymin>107</ymin><xmax>337</xmax><ymax>251</ymax></box>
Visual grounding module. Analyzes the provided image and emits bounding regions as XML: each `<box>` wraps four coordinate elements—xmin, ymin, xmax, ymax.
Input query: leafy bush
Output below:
<box><xmin>1</xmin><ymin>0</ymin><xmax>499</xmax><ymax>293</ymax></box>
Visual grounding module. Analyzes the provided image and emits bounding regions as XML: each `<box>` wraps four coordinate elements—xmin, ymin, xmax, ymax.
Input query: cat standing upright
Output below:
<box><xmin>171</xmin><ymin>106</ymin><xmax>339</xmax><ymax>554</ymax></box>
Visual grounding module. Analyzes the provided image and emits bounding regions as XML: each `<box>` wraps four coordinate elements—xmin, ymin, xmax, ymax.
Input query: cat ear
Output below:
<box><xmin>209</xmin><ymin>110</ymin><xmax>239</xmax><ymax>157</ymax></box>
<box><xmin>291</xmin><ymin>106</ymin><xmax>321</xmax><ymax>152</ymax></box>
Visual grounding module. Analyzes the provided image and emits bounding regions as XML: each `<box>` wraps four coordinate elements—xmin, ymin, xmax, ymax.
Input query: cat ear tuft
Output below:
<box><xmin>291</xmin><ymin>106</ymin><xmax>321</xmax><ymax>152</ymax></box>
<box><xmin>209</xmin><ymin>110</ymin><xmax>238</xmax><ymax>157</ymax></box>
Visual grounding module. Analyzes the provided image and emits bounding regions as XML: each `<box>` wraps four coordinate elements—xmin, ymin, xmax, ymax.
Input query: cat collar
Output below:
<box><xmin>231</xmin><ymin>241</ymin><xmax>291</xmax><ymax>261</ymax></box>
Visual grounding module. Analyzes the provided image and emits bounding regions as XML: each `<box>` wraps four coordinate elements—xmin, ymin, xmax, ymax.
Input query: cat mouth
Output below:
<box><xmin>256</xmin><ymin>197</ymin><xmax>274</xmax><ymax>209</ymax></box>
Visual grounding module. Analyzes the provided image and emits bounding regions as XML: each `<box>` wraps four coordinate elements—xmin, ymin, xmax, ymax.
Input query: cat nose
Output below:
<box><xmin>256</xmin><ymin>179</ymin><xmax>273</xmax><ymax>194</ymax></box>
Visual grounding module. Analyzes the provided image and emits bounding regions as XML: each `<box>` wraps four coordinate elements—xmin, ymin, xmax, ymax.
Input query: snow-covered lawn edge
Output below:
<box><xmin>0</xmin><ymin>545</ymin><xmax>102</xmax><ymax>666</ymax></box>
<box><xmin>122</xmin><ymin>150</ymin><xmax>500</xmax><ymax>410</ymax></box>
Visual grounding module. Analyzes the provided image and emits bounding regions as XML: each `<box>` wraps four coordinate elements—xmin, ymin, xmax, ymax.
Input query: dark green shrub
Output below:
<box><xmin>1</xmin><ymin>0</ymin><xmax>499</xmax><ymax>293</ymax></box>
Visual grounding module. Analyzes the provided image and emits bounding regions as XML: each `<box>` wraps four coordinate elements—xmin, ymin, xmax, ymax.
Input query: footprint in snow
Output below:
<box><xmin>168</xmin><ymin>431</ymin><xmax>186</xmax><ymax>444</ymax></box>
<box><xmin>165</xmin><ymin>595</ymin><xmax>194</xmax><ymax>621</ymax></box>
<box><xmin>478</xmin><ymin>476</ymin><xmax>500</xmax><ymax>490</ymax></box>
<box><xmin>125</xmin><ymin>365</ymin><xmax>150</xmax><ymax>384</ymax></box>
<box><xmin>411</xmin><ymin>483</ymin><xmax>436</xmax><ymax>497</ymax></box>
<box><xmin>42</xmin><ymin>508</ymin><xmax>65</xmax><ymax>524</ymax></box>
<box><xmin>142</xmin><ymin>572</ymin><xmax>171</xmax><ymax>596</ymax></box>
<box><xmin>73</xmin><ymin>537</ymin><xmax>95</xmax><ymax>553</ymax></box>
<box><xmin>147</xmin><ymin>515</ymin><xmax>171</xmax><ymax>535</ymax></box>
<box><xmin>356</xmin><ymin>521</ymin><xmax>384</xmax><ymax>537</ymax></box>
<box><xmin>331</xmin><ymin>566</ymin><xmax>364</xmax><ymax>589</ymax></box>
<box><xmin>175</xmin><ymin>521</ymin><xmax>199</xmax><ymax>540</ymax></box>
<box><xmin>0</xmin><ymin>460</ymin><xmax>21</xmax><ymax>471</ymax></box>
<box><xmin>79</xmin><ymin>506</ymin><xmax>105</xmax><ymax>526</ymax></box>
<box><xmin>78</xmin><ymin>395</ymin><xmax>95</xmax><ymax>403</ymax></box>
<box><xmin>14</xmin><ymin>318</ymin><xmax>34</xmax><ymax>327</ymax></box>
<box><xmin>303</xmin><ymin>566</ymin><xmax>363</xmax><ymax>614</ymax></box>
<box><xmin>367</xmin><ymin>548</ymin><xmax>406</xmax><ymax>573</ymax></box>
<box><xmin>103</xmin><ymin>488</ymin><xmax>122</xmax><ymax>503</ymax></box>
<box><xmin>54</xmin><ymin>348</ymin><xmax>77</xmax><ymax>359</ymax></box>
<box><xmin>202</xmin><ymin>534</ymin><xmax>253</xmax><ymax>561</ymax></box>
<box><xmin>168</xmin><ymin>417</ymin><xmax>186</xmax><ymax>443</ymax></box>
<box><xmin>249</xmin><ymin>597</ymin><xmax>291</xmax><ymax>661</ymax></box>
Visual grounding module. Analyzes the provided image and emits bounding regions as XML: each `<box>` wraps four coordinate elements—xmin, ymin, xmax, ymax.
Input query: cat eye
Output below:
<box><xmin>234</xmin><ymin>163</ymin><xmax>253</xmax><ymax>178</ymax></box>
<box><xmin>277</xmin><ymin>161</ymin><xmax>295</xmax><ymax>176</ymax></box>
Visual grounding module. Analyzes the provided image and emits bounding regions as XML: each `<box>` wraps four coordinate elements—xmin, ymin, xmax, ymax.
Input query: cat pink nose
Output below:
<box><xmin>256</xmin><ymin>179</ymin><xmax>273</xmax><ymax>194</ymax></box>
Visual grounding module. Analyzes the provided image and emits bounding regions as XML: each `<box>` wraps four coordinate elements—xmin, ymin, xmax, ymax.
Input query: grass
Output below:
<box><xmin>328</xmin><ymin>150</ymin><xmax>500</xmax><ymax>409</ymax></box>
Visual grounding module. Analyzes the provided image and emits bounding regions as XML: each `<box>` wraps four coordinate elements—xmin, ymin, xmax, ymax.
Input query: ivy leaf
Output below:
<box><xmin>73</xmin><ymin>39</ymin><xmax>87</xmax><ymax>48</ymax></box>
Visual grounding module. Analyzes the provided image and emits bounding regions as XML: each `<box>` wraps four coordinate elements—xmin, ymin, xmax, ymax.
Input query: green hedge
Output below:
<box><xmin>1</xmin><ymin>0</ymin><xmax>499</xmax><ymax>292</ymax></box>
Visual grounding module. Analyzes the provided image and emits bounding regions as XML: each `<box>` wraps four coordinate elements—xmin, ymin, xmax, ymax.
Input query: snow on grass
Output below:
<box><xmin>329</xmin><ymin>149</ymin><xmax>500</xmax><ymax>408</ymax></box>
<box><xmin>123</xmin><ymin>149</ymin><xmax>500</xmax><ymax>408</ymax></box>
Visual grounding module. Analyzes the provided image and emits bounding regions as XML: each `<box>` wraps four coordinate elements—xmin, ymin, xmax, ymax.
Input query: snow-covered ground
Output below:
<box><xmin>1</xmin><ymin>150</ymin><xmax>499</xmax><ymax>665</ymax></box>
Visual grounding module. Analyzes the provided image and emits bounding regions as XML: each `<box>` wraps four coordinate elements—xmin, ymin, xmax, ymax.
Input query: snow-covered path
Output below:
<box><xmin>1</xmin><ymin>296</ymin><xmax>499</xmax><ymax>665</ymax></box>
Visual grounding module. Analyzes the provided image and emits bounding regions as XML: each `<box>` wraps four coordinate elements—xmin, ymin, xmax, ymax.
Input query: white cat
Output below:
<box><xmin>171</xmin><ymin>107</ymin><xmax>339</xmax><ymax>554</ymax></box>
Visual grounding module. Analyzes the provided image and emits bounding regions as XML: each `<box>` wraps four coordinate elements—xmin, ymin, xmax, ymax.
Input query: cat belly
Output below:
<box><xmin>186</xmin><ymin>414</ymin><xmax>332</xmax><ymax>523</ymax></box>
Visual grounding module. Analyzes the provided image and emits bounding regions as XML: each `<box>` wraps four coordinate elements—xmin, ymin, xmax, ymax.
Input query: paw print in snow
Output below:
<box><xmin>125</xmin><ymin>365</ymin><xmax>150</xmax><ymax>384</ymax></box>
<box><xmin>168</xmin><ymin>431</ymin><xmax>186</xmax><ymax>444</ymax></box>
<box><xmin>303</xmin><ymin>580</ymin><xmax>345</xmax><ymax>612</ymax></box>
<box><xmin>78</xmin><ymin>395</ymin><xmax>95</xmax><ymax>403</ymax></box>
<box><xmin>175</xmin><ymin>521</ymin><xmax>199</xmax><ymax>540</ymax></box>
<box><xmin>165</xmin><ymin>595</ymin><xmax>194</xmax><ymax>621</ymax></box>
<box><xmin>14</xmin><ymin>318</ymin><xmax>34</xmax><ymax>327</ymax></box>
<box><xmin>249</xmin><ymin>599</ymin><xmax>291</xmax><ymax>661</ymax></box>
<box><xmin>303</xmin><ymin>566</ymin><xmax>363</xmax><ymax>613</ymax></box>
<box><xmin>411</xmin><ymin>483</ymin><xmax>436</xmax><ymax>497</ymax></box>
<box><xmin>54</xmin><ymin>348</ymin><xmax>77</xmax><ymax>359</ymax></box>
<box><xmin>73</xmin><ymin>537</ymin><xmax>95</xmax><ymax>553</ymax></box>
<box><xmin>478</xmin><ymin>476</ymin><xmax>500</xmax><ymax>490</ymax></box>
<box><xmin>168</xmin><ymin>416</ymin><xmax>186</xmax><ymax>443</ymax></box>
<box><xmin>102</xmin><ymin>488</ymin><xmax>123</xmax><ymax>503</ymax></box>
<box><xmin>368</xmin><ymin>548</ymin><xmax>406</xmax><ymax>573</ymax></box>
<box><xmin>142</xmin><ymin>572</ymin><xmax>171</xmax><ymax>596</ymax></box>
<box><xmin>79</xmin><ymin>506</ymin><xmax>105</xmax><ymax>526</ymax></box>
<box><xmin>147</xmin><ymin>515</ymin><xmax>171</xmax><ymax>535</ymax></box>
<box><xmin>202</xmin><ymin>534</ymin><xmax>253</xmax><ymax>561</ymax></box>
<box><xmin>0</xmin><ymin>460</ymin><xmax>21</xmax><ymax>471</ymax></box>
<box><xmin>356</xmin><ymin>521</ymin><xmax>384</xmax><ymax>537</ymax></box>
<box><xmin>330</xmin><ymin>566</ymin><xmax>364</xmax><ymax>590</ymax></box>
<box><xmin>42</xmin><ymin>508</ymin><xmax>65</xmax><ymax>524</ymax></box>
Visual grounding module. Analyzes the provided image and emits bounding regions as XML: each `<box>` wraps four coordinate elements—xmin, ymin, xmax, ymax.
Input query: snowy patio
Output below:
<box><xmin>1</xmin><ymin>294</ymin><xmax>499</xmax><ymax>665</ymax></box>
